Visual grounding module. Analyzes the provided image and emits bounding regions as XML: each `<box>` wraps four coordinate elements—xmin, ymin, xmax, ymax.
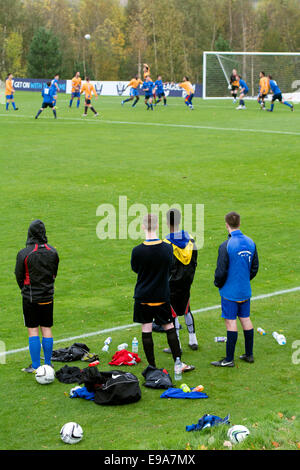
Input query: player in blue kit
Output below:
<box><xmin>35</xmin><ymin>82</ymin><xmax>57</xmax><ymax>119</ymax></box>
<box><xmin>236</xmin><ymin>75</ymin><xmax>249</xmax><ymax>110</ymax></box>
<box><xmin>142</xmin><ymin>76</ymin><xmax>154</xmax><ymax>110</ymax></box>
<box><xmin>267</xmin><ymin>75</ymin><xmax>294</xmax><ymax>112</ymax></box>
<box><xmin>154</xmin><ymin>75</ymin><xmax>167</xmax><ymax>106</ymax></box>
<box><xmin>50</xmin><ymin>74</ymin><xmax>60</xmax><ymax>107</ymax></box>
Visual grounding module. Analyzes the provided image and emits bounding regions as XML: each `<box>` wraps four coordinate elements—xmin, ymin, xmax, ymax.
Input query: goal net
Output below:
<box><xmin>202</xmin><ymin>52</ymin><xmax>300</xmax><ymax>101</ymax></box>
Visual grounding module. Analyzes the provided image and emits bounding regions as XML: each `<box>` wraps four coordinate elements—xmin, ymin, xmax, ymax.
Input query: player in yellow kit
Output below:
<box><xmin>179</xmin><ymin>77</ymin><xmax>195</xmax><ymax>110</ymax></box>
<box><xmin>80</xmin><ymin>77</ymin><xmax>99</xmax><ymax>117</ymax></box>
<box><xmin>257</xmin><ymin>71</ymin><xmax>269</xmax><ymax>110</ymax></box>
<box><xmin>69</xmin><ymin>72</ymin><xmax>82</xmax><ymax>108</ymax></box>
<box><xmin>121</xmin><ymin>75</ymin><xmax>143</xmax><ymax>107</ymax></box>
<box><xmin>5</xmin><ymin>73</ymin><xmax>18</xmax><ymax>111</ymax></box>
<box><xmin>143</xmin><ymin>64</ymin><xmax>151</xmax><ymax>79</ymax></box>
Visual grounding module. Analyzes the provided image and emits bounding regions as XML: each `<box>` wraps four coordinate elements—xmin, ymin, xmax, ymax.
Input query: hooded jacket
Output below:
<box><xmin>164</xmin><ymin>230</ymin><xmax>197</xmax><ymax>291</ymax></box>
<box><xmin>15</xmin><ymin>220</ymin><xmax>59</xmax><ymax>302</ymax></box>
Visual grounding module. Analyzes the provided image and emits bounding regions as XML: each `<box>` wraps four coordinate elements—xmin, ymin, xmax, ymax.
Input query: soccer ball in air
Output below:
<box><xmin>227</xmin><ymin>425</ymin><xmax>250</xmax><ymax>444</ymax></box>
<box><xmin>84</xmin><ymin>34</ymin><xmax>91</xmax><ymax>40</ymax></box>
<box><xmin>35</xmin><ymin>365</ymin><xmax>55</xmax><ymax>384</ymax></box>
<box><xmin>60</xmin><ymin>422</ymin><xmax>83</xmax><ymax>445</ymax></box>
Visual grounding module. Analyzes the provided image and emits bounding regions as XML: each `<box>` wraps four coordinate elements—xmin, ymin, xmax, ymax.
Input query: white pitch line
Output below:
<box><xmin>1</xmin><ymin>113</ymin><xmax>300</xmax><ymax>136</ymax></box>
<box><xmin>1</xmin><ymin>286</ymin><xmax>299</xmax><ymax>358</ymax></box>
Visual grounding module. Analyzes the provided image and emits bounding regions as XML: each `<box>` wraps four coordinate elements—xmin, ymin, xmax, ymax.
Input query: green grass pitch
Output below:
<box><xmin>0</xmin><ymin>92</ymin><xmax>299</xmax><ymax>450</ymax></box>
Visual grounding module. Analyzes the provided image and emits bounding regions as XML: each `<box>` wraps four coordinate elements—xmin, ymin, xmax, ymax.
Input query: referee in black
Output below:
<box><xmin>15</xmin><ymin>220</ymin><xmax>59</xmax><ymax>372</ymax></box>
<box><xmin>131</xmin><ymin>214</ymin><xmax>194</xmax><ymax>372</ymax></box>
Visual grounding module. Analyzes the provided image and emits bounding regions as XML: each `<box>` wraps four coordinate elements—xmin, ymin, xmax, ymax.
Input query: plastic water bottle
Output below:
<box><xmin>102</xmin><ymin>336</ymin><xmax>112</xmax><ymax>352</ymax></box>
<box><xmin>272</xmin><ymin>332</ymin><xmax>286</xmax><ymax>345</ymax></box>
<box><xmin>132</xmin><ymin>337</ymin><xmax>138</xmax><ymax>353</ymax></box>
<box><xmin>214</xmin><ymin>336</ymin><xmax>227</xmax><ymax>343</ymax></box>
<box><xmin>174</xmin><ymin>357</ymin><xmax>182</xmax><ymax>381</ymax></box>
<box><xmin>257</xmin><ymin>327</ymin><xmax>266</xmax><ymax>335</ymax></box>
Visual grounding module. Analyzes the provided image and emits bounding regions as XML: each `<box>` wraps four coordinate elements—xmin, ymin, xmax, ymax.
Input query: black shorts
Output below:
<box><xmin>259</xmin><ymin>93</ymin><xmax>267</xmax><ymax>99</ymax></box>
<box><xmin>157</xmin><ymin>92</ymin><xmax>165</xmax><ymax>98</ymax></box>
<box><xmin>145</xmin><ymin>94</ymin><xmax>152</xmax><ymax>100</ymax></box>
<box><xmin>272</xmin><ymin>93</ymin><xmax>282</xmax><ymax>102</ymax></box>
<box><xmin>170</xmin><ymin>290</ymin><xmax>191</xmax><ymax>317</ymax></box>
<box><xmin>42</xmin><ymin>102</ymin><xmax>54</xmax><ymax>109</ymax></box>
<box><xmin>23</xmin><ymin>298</ymin><xmax>54</xmax><ymax>328</ymax></box>
<box><xmin>231</xmin><ymin>85</ymin><xmax>239</xmax><ymax>91</ymax></box>
<box><xmin>85</xmin><ymin>99</ymin><xmax>91</xmax><ymax>105</ymax></box>
<box><xmin>134</xmin><ymin>301</ymin><xmax>173</xmax><ymax>326</ymax></box>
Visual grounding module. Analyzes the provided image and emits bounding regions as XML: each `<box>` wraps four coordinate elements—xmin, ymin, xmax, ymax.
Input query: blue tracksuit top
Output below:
<box><xmin>214</xmin><ymin>230</ymin><xmax>259</xmax><ymax>301</ymax></box>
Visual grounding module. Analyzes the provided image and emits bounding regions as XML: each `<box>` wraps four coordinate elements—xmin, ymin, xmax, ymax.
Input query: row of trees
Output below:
<box><xmin>1</xmin><ymin>0</ymin><xmax>300</xmax><ymax>81</ymax></box>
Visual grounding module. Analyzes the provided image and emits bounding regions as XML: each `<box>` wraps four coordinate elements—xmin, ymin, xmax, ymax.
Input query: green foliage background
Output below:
<box><xmin>1</xmin><ymin>0</ymin><xmax>300</xmax><ymax>80</ymax></box>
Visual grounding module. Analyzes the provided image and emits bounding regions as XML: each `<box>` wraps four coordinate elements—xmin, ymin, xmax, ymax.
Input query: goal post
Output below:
<box><xmin>202</xmin><ymin>51</ymin><xmax>300</xmax><ymax>101</ymax></box>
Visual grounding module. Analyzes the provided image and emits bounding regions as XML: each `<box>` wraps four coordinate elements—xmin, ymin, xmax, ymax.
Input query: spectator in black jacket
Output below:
<box><xmin>15</xmin><ymin>220</ymin><xmax>59</xmax><ymax>372</ymax></box>
<box><xmin>131</xmin><ymin>214</ymin><xmax>194</xmax><ymax>372</ymax></box>
<box><xmin>163</xmin><ymin>208</ymin><xmax>199</xmax><ymax>353</ymax></box>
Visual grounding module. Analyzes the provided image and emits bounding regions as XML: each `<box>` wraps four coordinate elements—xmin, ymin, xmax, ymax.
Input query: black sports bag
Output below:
<box><xmin>82</xmin><ymin>369</ymin><xmax>141</xmax><ymax>406</ymax></box>
<box><xmin>142</xmin><ymin>365</ymin><xmax>173</xmax><ymax>389</ymax></box>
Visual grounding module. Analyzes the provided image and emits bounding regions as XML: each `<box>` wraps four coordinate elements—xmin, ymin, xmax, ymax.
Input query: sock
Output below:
<box><xmin>243</xmin><ymin>329</ymin><xmax>254</xmax><ymax>357</ymax></box>
<box><xmin>226</xmin><ymin>330</ymin><xmax>238</xmax><ymax>362</ymax></box>
<box><xmin>36</xmin><ymin>109</ymin><xmax>42</xmax><ymax>118</ymax></box>
<box><xmin>91</xmin><ymin>106</ymin><xmax>97</xmax><ymax>114</ymax></box>
<box><xmin>29</xmin><ymin>336</ymin><xmax>41</xmax><ymax>369</ymax></box>
<box><xmin>77</xmin><ymin>99</ymin><xmax>80</xmax><ymax>108</ymax></box>
<box><xmin>53</xmin><ymin>109</ymin><xmax>57</xmax><ymax>118</ymax></box>
<box><xmin>173</xmin><ymin>317</ymin><xmax>181</xmax><ymax>347</ymax></box>
<box><xmin>42</xmin><ymin>337</ymin><xmax>53</xmax><ymax>365</ymax></box>
<box><xmin>124</xmin><ymin>98</ymin><xmax>131</xmax><ymax>103</ymax></box>
<box><xmin>166</xmin><ymin>327</ymin><xmax>181</xmax><ymax>361</ymax></box>
<box><xmin>6</xmin><ymin>102</ymin><xmax>9</xmax><ymax>110</ymax></box>
<box><xmin>132</xmin><ymin>99</ymin><xmax>137</xmax><ymax>107</ymax></box>
<box><xmin>233</xmin><ymin>93</ymin><xmax>237</xmax><ymax>99</ymax></box>
<box><xmin>84</xmin><ymin>106</ymin><xmax>88</xmax><ymax>114</ymax></box>
<box><xmin>185</xmin><ymin>100</ymin><xmax>189</xmax><ymax>106</ymax></box>
<box><xmin>184</xmin><ymin>311</ymin><xmax>195</xmax><ymax>334</ymax></box>
<box><xmin>12</xmin><ymin>102</ymin><xmax>16</xmax><ymax>110</ymax></box>
<box><xmin>69</xmin><ymin>99</ymin><xmax>73</xmax><ymax>107</ymax></box>
<box><xmin>270</xmin><ymin>103</ymin><xmax>274</xmax><ymax>111</ymax></box>
<box><xmin>142</xmin><ymin>332</ymin><xmax>156</xmax><ymax>367</ymax></box>
<box><xmin>163</xmin><ymin>98</ymin><xmax>167</xmax><ymax>105</ymax></box>
<box><xmin>240</xmin><ymin>99</ymin><xmax>244</xmax><ymax>106</ymax></box>
<box><xmin>284</xmin><ymin>101</ymin><xmax>292</xmax><ymax>108</ymax></box>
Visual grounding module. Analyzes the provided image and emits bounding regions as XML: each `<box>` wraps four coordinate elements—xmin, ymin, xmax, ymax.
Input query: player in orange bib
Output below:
<box><xmin>257</xmin><ymin>71</ymin><xmax>270</xmax><ymax>110</ymax></box>
<box><xmin>69</xmin><ymin>72</ymin><xmax>82</xmax><ymax>108</ymax></box>
<box><xmin>5</xmin><ymin>73</ymin><xmax>18</xmax><ymax>111</ymax></box>
<box><xmin>179</xmin><ymin>77</ymin><xmax>195</xmax><ymax>109</ymax></box>
<box><xmin>80</xmin><ymin>77</ymin><xmax>99</xmax><ymax>117</ymax></box>
<box><xmin>121</xmin><ymin>76</ymin><xmax>143</xmax><ymax>107</ymax></box>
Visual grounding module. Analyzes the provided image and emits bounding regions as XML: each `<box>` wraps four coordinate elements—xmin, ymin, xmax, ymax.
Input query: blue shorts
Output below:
<box><xmin>145</xmin><ymin>93</ymin><xmax>153</xmax><ymax>99</ymax></box>
<box><xmin>242</xmin><ymin>90</ymin><xmax>248</xmax><ymax>95</ymax></box>
<box><xmin>185</xmin><ymin>93</ymin><xmax>194</xmax><ymax>103</ymax></box>
<box><xmin>6</xmin><ymin>95</ymin><xmax>14</xmax><ymax>100</ymax></box>
<box><xmin>72</xmin><ymin>92</ymin><xmax>80</xmax><ymax>98</ymax></box>
<box><xmin>130</xmin><ymin>88</ymin><xmax>139</xmax><ymax>97</ymax></box>
<box><xmin>221</xmin><ymin>297</ymin><xmax>250</xmax><ymax>320</ymax></box>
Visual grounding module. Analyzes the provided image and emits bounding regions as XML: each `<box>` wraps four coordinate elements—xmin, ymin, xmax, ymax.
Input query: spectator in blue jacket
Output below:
<box><xmin>212</xmin><ymin>212</ymin><xmax>259</xmax><ymax>367</ymax></box>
